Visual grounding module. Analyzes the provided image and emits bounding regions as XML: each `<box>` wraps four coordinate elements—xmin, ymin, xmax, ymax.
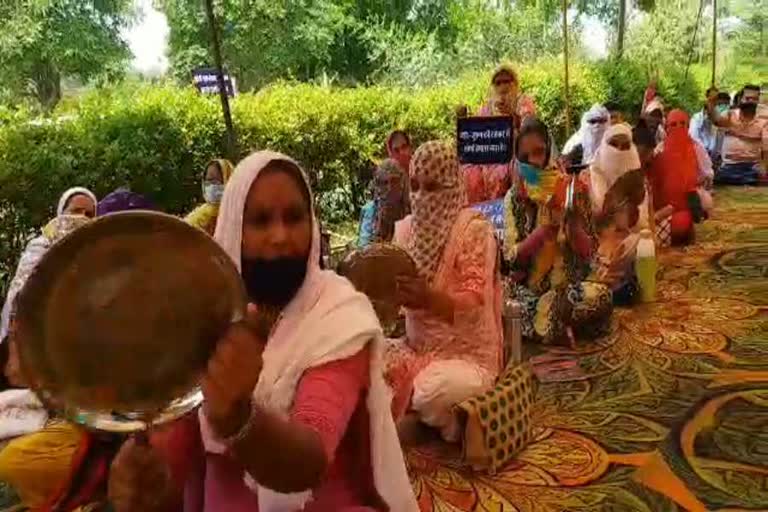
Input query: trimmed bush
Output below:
<box><xmin>0</xmin><ymin>58</ymin><xmax>702</xmax><ymax>296</ymax></box>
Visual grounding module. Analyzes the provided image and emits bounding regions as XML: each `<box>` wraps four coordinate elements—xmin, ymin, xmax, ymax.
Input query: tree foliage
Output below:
<box><xmin>722</xmin><ymin>0</ymin><xmax>767</xmax><ymax>64</ymax></box>
<box><xmin>0</xmin><ymin>0</ymin><xmax>134</xmax><ymax>112</ymax></box>
<box><xmin>156</xmin><ymin>0</ymin><xmax>425</xmax><ymax>88</ymax></box>
<box><xmin>155</xmin><ymin>0</ymin><xmax>581</xmax><ymax>89</ymax></box>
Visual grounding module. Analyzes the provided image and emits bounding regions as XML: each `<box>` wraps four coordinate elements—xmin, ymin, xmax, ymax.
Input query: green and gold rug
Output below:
<box><xmin>406</xmin><ymin>187</ymin><xmax>768</xmax><ymax>512</ymax></box>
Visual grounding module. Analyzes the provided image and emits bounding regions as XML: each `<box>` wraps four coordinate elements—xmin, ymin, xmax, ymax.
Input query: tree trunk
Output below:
<box><xmin>617</xmin><ymin>0</ymin><xmax>627</xmax><ymax>58</ymax></box>
<box><xmin>30</xmin><ymin>60</ymin><xmax>61</xmax><ymax>114</ymax></box>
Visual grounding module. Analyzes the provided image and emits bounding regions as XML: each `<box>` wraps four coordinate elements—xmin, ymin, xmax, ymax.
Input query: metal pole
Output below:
<box><xmin>203</xmin><ymin>0</ymin><xmax>237</xmax><ymax>161</ymax></box>
<box><xmin>711</xmin><ymin>0</ymin><xmax>717</xmax><ymax>87</ymax></box>
<box><xmin>562</xmin><ymin>0</ymin><xmax>571</xmax><ymax>137</ymax></box>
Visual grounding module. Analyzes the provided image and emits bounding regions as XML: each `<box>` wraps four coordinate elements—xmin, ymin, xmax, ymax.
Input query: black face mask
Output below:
<box><xmin>241</xmin><ymin>256</ymin><xmax>308</xmax><ymax>307</ymax></box>
<box><xmin>740</xmin><ymin>102</ymin><xmax>757</xmax><ymax>116</ymax></box>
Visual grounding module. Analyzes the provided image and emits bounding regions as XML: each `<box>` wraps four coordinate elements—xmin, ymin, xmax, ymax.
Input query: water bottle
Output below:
<box><xmin>503</xmin><ymin>295</ymin><xmax>522</xmax><ymax>365</ymax></box>
<box><xmin>635</xmin><ymin>229</ymin><xmax>657</xmax><ymax>303</ymax></box>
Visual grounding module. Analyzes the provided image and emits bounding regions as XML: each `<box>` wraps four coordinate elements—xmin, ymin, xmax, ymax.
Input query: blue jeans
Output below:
<box><xmin>716</xmin><ymin>161</ymin><xmax>761</xmax><ymax>185</ymax></box>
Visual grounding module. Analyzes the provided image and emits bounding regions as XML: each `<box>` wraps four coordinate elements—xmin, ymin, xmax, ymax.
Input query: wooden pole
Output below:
<box><xmin>203</xmin><ymin>0</ymin><xmax>237</xmax><ymax>161</ymax></box>
<box><xmin>711</xmin><ymin>0</ymin><xmax>717</xmax><ymax>87</ymax></box>
<box><xmin>562</xmin><ymin>0</ymin><xmax>571</xmax><ymax>137</ymax></box>
<box><xmin>684</xmin><ymin>0</ymin><xmax>705</xmax><ymax>83</ymax></box>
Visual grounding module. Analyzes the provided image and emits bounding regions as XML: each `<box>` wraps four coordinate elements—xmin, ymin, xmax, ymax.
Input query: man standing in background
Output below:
<box><xmin>709</xmin><ymin>84</ymin><xmax>767</xmax><ymax>186</ymax></box>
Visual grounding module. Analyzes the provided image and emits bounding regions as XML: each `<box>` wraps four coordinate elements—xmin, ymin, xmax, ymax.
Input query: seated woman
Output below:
<box><xmin>108</xmin><ymin>151</ymin><xmax>416</xmax><ymax>512</ymax></box>
<box><xmin>385</xmin><ymin>141</ymin><xmax>502</xmax><ymax>443</ymax></box>
<box><xmin>589</xmin><ymin>124</ymin><xmax>650</xmax><ymax>222</ymax></box>
<box><xmin>385</xmin><ymin>130</ymin><xmax>414</xmax><ymax>174</ymax></box>
<box><xmin>185</xmin><ymin>159</ymin><xmax>235</xmax><ymax>236</ymax></box>
<box><xmin>587</xmin><ymin>124</ymin><xmax>652</xmax><ymax>304</ymax></box>
<box><xmin>562</xmin><ymin>104</ymin><xmax>610</xmax><ymax>165</ymax></box>
<box><xmin>504</xmin><ymin>118</ymin><xmax>612</xmax><ymax>345</ymax></box>
<box><xmin>641</xmin><ymin>81</ymin><xmax>666</xmax><ymax>145</ymax></box>
<box><xmin>463</xmin><ymin>64</ymin><xmax>537</xmax><ymax>204</ymax></box>
<box><xmin>0</xmin><ymin>187</ymin><xmax>97</xmax><ymax>345</ymax></box>
<box><xmin>371</xmin><ymin>159</ymin><xmax>409</xmax><ymax>244</ymax></box>
<box><xmin>358</xmin><ymin>159</ymin><xmax>409</xmax><ymax>247</ymax></box>
<box><xmin>650</xmin><ymin>110</ymin><xmax>713</xmax><ymax>246</ymax></box>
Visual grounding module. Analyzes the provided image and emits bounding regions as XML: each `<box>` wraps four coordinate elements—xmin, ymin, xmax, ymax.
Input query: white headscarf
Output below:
<box><xmin>204</xmin><ymin>151</ymin><xmax>418</xmax><ymax>512</ymax></box>
<box><xmin>1</xmin><ymin>188</ymin><xmax>96</xmax><ymax>344</ymax></box>
<box><xmin>56</xmin><ymin>187</ymin><xmax>97</xmax><ymax>216</ymax></box>
<box><xmin>563</xmin><ymin>104</ymin><xmax>609</xmax><ymax>164</ymax></box>
<box><xmin>644</xmin><ymin>97</ymin><xmax>665</xmax><ymax>117</ymax></box>
<box><xmin>590</xmin><ymin>123</ymin><xmax>641</xmax><ymax>214</ymax></box>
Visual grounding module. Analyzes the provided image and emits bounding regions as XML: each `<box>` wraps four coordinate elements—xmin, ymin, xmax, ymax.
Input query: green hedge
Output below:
<box><xmin>0</xmin><ymin>58</ymin><xmax>703</xmax><ymax>296</ymax></box>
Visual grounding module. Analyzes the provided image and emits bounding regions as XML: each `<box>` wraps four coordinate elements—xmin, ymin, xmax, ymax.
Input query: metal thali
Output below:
<box><xmin>14</xmin><ymin>211</ymin><xmax>246</xmax><ymax>432</ymax></box>
<box><xmin>338</xmin><ymin>243</ymin><xmax>417</xmax><ymax>336</ymax></box>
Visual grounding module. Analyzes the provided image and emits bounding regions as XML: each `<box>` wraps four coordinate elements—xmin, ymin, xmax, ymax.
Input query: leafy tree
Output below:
<box><xmin>0</xmin><ymin>0</ymin><xmax>134</xmax><ymax>112</ymax></box>
<box><xmin>385</xmin><ymin>0</ymin><xmax>582</xmax><ymax>87</ymax></box>
<box><xmin>625</xmin><ymin>1</ymin><xmax>705</xmax><ymax>74</ymax></box>
<box><xmin>722</xmin><ymin>0</ymin><xmax>767</xmax><ymax>62</ymax></box>
<box><xmin>156</xmin><ymin>0</ymin><xmax>423</xmax><ymax>89</ymax></box>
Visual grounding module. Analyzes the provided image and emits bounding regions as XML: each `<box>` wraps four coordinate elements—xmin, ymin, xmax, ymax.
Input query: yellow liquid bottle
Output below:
<box><xmin>635</xmin><ymin>229</ymin><xmax>657</xmax><ymax>303</ymax></box>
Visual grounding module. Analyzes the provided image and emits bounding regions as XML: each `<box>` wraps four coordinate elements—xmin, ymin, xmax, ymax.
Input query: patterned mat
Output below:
<box><xmin>406</xmin><ymin>187</ymin><xmax>768</xmax><ymax>512</ymax></box>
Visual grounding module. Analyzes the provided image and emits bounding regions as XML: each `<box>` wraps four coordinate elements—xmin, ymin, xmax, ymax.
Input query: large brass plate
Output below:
<box><xmin>14</xmin><ymin>211</ymin><xmax>246</xmax><ymax>432</ymax></box>
<box><xmin>338</xmin><ymin>243</ymin><xmax>417</xmax><ymax>335</ymax></box>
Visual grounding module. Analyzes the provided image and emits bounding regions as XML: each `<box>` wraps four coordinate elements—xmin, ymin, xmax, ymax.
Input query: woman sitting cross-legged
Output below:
<box><xmin>385</xmin><ymin>140</ymin><xmax>503</xmax><ymax>444</ymax></box>
<box><xmin>649</xmin><ymin>109</ymin><xmax>713</xmax><ymax>246</ymax></box>
<box><xmin>504</xmin><ymin>118</ymin><xmax>613</xmax><ymax>346</ymax></box>
<box><xmin>108</xmin><ymin>151</ymin><xmax>417</xmax><ymax>512</ymax></box>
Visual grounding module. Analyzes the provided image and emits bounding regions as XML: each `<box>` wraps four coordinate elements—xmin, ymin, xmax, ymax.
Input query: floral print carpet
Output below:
<box><xmin>405</xmin><ymin>187</ymin><xmax>768</xmax><ymax>512</ymax></box>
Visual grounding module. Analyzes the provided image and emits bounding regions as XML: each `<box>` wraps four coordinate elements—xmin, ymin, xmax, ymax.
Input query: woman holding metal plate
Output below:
<box><xmin>385</xmin><ymin>140</ymin><xmax>503</xmax><ymax>444</ymax></box>
<box><xmin>503</xmin><ymin>118</ymin><xmax>612</xmax><ymax>347</ymax></box>
<box><xmin>108</xmin><ymin>151</ymin><xmax>417</xmax><ymax>512</ymax></box>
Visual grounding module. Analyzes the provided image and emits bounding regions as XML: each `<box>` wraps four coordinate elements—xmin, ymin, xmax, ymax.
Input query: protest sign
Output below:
<box><xmin>472</xmin><ymin>198</ymin><xmax>505</xmax><ymax>245</ymax></box>
<box><xmin>457</xmin><ymin>116</ymin><xmax>514</xmax><ymax>164</ymax></box>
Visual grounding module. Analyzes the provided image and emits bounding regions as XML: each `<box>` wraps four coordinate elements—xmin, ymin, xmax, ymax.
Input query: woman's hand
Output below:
<box><xmin>396</xmin><ymin>275</ymin><xmax>430</xmax><ymax>310</ymax></box>
<box><xmin>108</xmin><ymin>438</ymin><xmax>173</xmax><ymax>512</ymax></box>
<box><xmin>397</xmin><ymin>275</ymin><xmax>458</xmax><ymax>323</ymax></box>
<box><xmin>202</xmin><ymin>304</ymin><xmax>265</xmax><ymax>439</ymax></box>
<box><xmin>654</xmin><ymin>204</ymin><xmax>675</xmax><ymax>222</ymax></box>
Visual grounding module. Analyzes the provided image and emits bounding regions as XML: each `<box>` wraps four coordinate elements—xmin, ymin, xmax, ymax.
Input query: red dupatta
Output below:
<box><xmin>650</xmin><ymin>109</ymin><xmax>698</xmax><ymax>212</ymax></box>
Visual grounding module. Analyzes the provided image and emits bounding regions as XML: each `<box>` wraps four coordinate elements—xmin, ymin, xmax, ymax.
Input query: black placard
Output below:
<box><xmin>457</xmin><ymin>116</ymin><xmax>514</xmax><ymax>164</ymax></box>
<box><xmin>192</xmin><ymin>67</ymin><xmax>236</xmax><ymax>97</ymax></box>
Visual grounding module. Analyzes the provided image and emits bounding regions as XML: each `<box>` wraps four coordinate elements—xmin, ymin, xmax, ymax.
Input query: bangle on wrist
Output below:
<box><xmin>223</xmin><ymin>397</ymin><xmax>260</xmax><ymax>447</ymax></box>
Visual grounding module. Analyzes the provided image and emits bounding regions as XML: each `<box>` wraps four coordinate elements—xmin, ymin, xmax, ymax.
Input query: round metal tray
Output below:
<box><xmin>15</xmin><ymin>211</ymin><xmax>247</xmax><ymax>432</ymax></box>
<box><xmin>338</xmin><ymin>243</ymin><xmax>417</xmax><ymax>336</ymax></box>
